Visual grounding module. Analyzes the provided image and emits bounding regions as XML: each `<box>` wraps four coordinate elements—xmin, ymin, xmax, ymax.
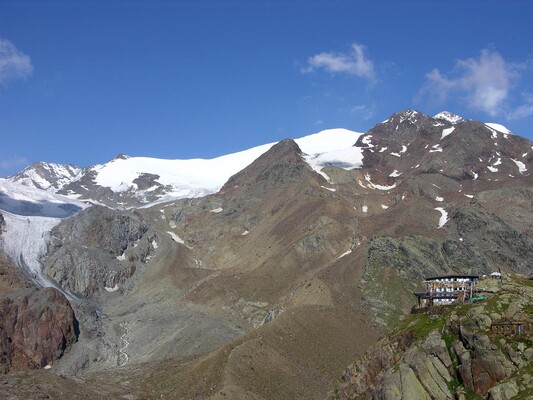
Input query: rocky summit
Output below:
<box><xmin>0</xmin><ymin>110</ymin><xmax>532</xmax><ymax>399</ymax></box>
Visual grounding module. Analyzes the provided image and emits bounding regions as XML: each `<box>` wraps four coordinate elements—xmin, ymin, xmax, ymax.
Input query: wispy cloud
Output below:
<box><xmin>301</xmin><ymin>43</ymin><xmax>375</xmax><ymax>80</ymax></box>
<box><xmin>506</xmin><ymin>93</ymin><xmax>533</xmax><ymax>120</ymax></box>
<box><xmin>351</xmin><ymin>103</ymin><xmax>375</xmax><ymax>120</ymax></box>
<box><xmin>421</xmin><ymin>49</ymin><xmax>522</xmax><ymax>117</ymax></box>
<box><xmin>0</xmin><ymin>38</ymin><xmax>33</xmax><ymax>87</ymax></box>
<box><xmin>0</xmin><ymin>156</ymin><xmax>28</xmax><ymax>172</ymax></box>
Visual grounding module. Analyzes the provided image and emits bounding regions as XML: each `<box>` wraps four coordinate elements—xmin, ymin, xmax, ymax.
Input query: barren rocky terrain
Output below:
<box><xmin>1</xmin><ymin>110</ymin><xmax>532</xmax><ymax>399</ymax></box>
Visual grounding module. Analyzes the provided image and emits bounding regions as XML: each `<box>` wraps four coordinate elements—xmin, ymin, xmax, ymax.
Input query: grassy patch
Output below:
<box><xmin>392</xmin><ymin>312</ymin><xmax>445</xmax><ymax>339</ymax></box>
<box><xmin>522</xmin><ymin>304</ymin><xmax>533</xmax><ymax>315</ymax></box>
<box><xmin>442</xmin><ymin>330</ymin><xmax>458</xmax><ymax>351</ymax></box>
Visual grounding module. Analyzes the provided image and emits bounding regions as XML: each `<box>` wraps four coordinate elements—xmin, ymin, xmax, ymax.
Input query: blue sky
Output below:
<box><xmin>1</xmin><ymin>0</ymin><xmax>533</xmax><ymax>176</ymax></box>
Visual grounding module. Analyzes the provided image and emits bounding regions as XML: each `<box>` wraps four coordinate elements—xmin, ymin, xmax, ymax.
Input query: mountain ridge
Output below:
<box><xmin>0</xmin><ymin>109</ymin><xmax>532</xmax><ymax>399</ymax></box>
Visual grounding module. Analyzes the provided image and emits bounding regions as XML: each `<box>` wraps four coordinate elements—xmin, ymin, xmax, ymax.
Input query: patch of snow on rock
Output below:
<box><xmin>361</xmin><ymin>135</ymin><xmax>374</xmax><ymax>148</ymax></box>
<box><xmin>338</xmin><ymin>249</ymin><xmax>352</xmax><ymax>259</ymax></box>
<box><xmin>105</xmin><ymin>285</ymin><xmax>119</xmax><ymax>292</ymax></box>
<box><xmin>435</xmin><ymin>197</ymin><xmax>444</xmax><ymax>202</ymax></box>
<box><xmin>210</xmin><ymin>207</ymin><xmax>223</xmax><ymax>213</ymax></box>
<box><xmin>364</xmin><ymin>173</ymin><xmax>397</xmax><ymax>190</ymax></box>
<box><xmin>434</xmin><ymin>207</ymin><xmax>449</xmax><ymax>228</ymax></box>
<box><xmin>485</xmin><ymin>123</ymin><xmax>511</xmax><ymax>135</ymax></box>
<box><xmin>441</xmin><ymin>127</ymin><xmax>455</xmax><ymax>140</ymax></box>
<box><xmin>389</xmin><ymin>170</ymin><xmax>401</xmax><ymax>177</ymax></box>
<box><xmin>362</xmin><ymin>205</ymin><xmax>368</xmax><ymax>213</ymax></box>
<box><xmin>167</xmin><ymin>231</ymin><xmax>185</xmax><ymax>245</ymax></box>
<box><xmin>511</xmin><ymin>159</ymin><xmax>527</xmax><ymax>174</ymax></box>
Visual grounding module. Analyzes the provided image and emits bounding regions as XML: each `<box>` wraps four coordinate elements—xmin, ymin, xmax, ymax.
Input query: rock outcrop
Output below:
<box><xmin>42</xmin><ymin>206</ymin><xmax>157</xmax><ymax>295</ymax></box>
<box><xmin>0</xmin><ymin>287</ymin><xmax>78</xmax><ymax>373</ymax></box>
<box><xmin>332</xmin><ymin>275</ymin><xmax>533</xmax><ymax>399</ymax></box>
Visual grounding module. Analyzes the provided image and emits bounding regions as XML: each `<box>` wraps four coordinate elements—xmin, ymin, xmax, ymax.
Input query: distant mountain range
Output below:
<box><xmin>0</xmin><ymin>110</ymin><xmax>532</xmax><ymax>399</ymax></box>
<box><xmin>5</xmin><ymin>128</ymin><xmax>363</xmax><ymax>208</ymax></box>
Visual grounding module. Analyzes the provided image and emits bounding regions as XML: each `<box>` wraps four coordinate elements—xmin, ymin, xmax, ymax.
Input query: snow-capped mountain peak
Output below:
<box><xmin>433</xmin><ymin>111</ymin><xmax>463</xmax><ymax>124</ymax></box>
<box><xmin>7</xmin><ymin>129</ymin><xmax>363</xmax><ymax>208</ymax></box>
<box><xmin>9</xmin><ymin>162</ymin><xmax>82</xmax><ymax>191</ymax></box>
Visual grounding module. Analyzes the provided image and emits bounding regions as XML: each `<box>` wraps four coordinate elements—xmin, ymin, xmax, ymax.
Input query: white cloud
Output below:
<box><xmin>0</xmin><ymin>39</ymin><xmax>33</xmax><ymax>86</ymax></box>
<box><xmin>302</xmin><ymin>43</ymin><xmax>375</xmax><ymax>80</ymax></box>
<box><xmin>423</xmin><ymin>49</ymin><xmax>520</xmax><ymax>116</ymax></box>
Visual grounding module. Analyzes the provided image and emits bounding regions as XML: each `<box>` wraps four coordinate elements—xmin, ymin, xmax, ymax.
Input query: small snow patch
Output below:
<box><xmin>210</xmin><ymin>207</ymin><xmax>223</xmax><ymax>213</ymax></box>
<box><xmin>485</xmin><ymin>123</ymin><xmax>511</xmax><ymax>135</ymax></box>
<box><xmin>152</xmin><ymin>240</ymin><xmax>158</xmax><ymax>249</ymax></box>
<box><xmin>390</xmin><ymin>152</ymin><xmax>401</xmax><ymax>157</ymax></box>
<box><xmin>361</xmin><ymin>135</ymin><xmax>375</xmax><ymax>148</ymax></box>
<box><xmin>487</xmin><ymin>166</ymin><xmax>498</xmax><ymax>172</ymax></box>
<box><xmin>381</xmin><ymin>204</ymin><xmax>389</xmax><ymax>209</ymax></box>
<box><xmin>338</xmin><ymin>249</ymin><xmax>352</xmax><ymax>259</ymax></box>
<box><xmin>435</xmin><ymin>196</ymin><xmax>444</xmax><ymax>202</ymax></box>
<box><xmin>241</xmin><ymin>230</ymin><xmax>249</xmax><ymax>236</ymax></box>
<box><xmin>167</xmin><ymin>231</ymin><xmax>189</xmax><ymax>248</ymax></box>
<box><xmin>429</xmin><ymin>144</ymin><xmax>443</xmax><ymax>153</ymax></box>
<box><xmin>364</xmin><ymin>173</ymin><xmax>397</xmax><ymax>190</ymax></box>
<box><xmin>321</xmin><ymin>186</ymin><xmax>336</xmax><ymax>192</ymax></box>
<box><xmin>511</xmin><ymin>159</ymin><xmax>527</xmax><ymax>174</ymax></box>
<box><xmin>441</xmin><ymin>127</ymin><xmax>455</xmax><ymax>140</ymax></box>
<box><xmin>362</xmin><ymin>205</ymin><xmax>368</xmax><ymax>213</ymax></box>
<box><xmin>400</xmin><ymin>145</ymin><xmax>407</xmax><ymax>153</ymax></box>
<box><xmin>389</xmin><ymin>170</ymin><xmax>401</xmax><ymax>177</ymax></box>
<box><xmin>379</xmin><ymin>147</ymin><xmax>387</xmax><ymax>153</ymax></box>
<box><xmin>44</xmin><ymin>365</ymin><xmax>52</xmax><ymax>370</ymax></box>
<box><xmin>434</xmin><ymin>207</ymin><xmax>448</xmax><ymax>229</ymax></box>
<box><xmin>464</xmin><ymin>194</ymin><xmax>474</xmax><ymax>198</ymax></box>
<box><xmin>116</xmin><ymin>253</ymin><xmax>126</xmax><ymax>261</ymax></box>
<box><xmin>105</xmin><ymin>285</ymin><xmax>119</xmax><ymax>292</ymax></box>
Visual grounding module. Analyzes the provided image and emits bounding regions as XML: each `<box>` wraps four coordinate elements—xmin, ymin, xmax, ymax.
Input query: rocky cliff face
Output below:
<box><xmin>0</xmin><ymin>286</ymin><xmax>78</xmax><ymax>373</ymax></box>
<box><xmin>42</xmin><ymin>205</ymin><xmax>157</xmax><ymax>295</ymax></box>
<box><xmin>333</xmin><ymin>275</ymin><xmax>533</xmax><ymax>400</ymax></box>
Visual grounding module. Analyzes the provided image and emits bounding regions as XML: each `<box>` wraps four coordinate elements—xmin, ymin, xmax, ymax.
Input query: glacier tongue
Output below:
<box><xmin>0</xmin><ymin>179</ymin><xmax>86</xmax><ymax>298</ymax></box>
<box><xmin>0</xmin><ymin>211</ymin><xmax>64</xmax><ymax>289</ymax></box>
